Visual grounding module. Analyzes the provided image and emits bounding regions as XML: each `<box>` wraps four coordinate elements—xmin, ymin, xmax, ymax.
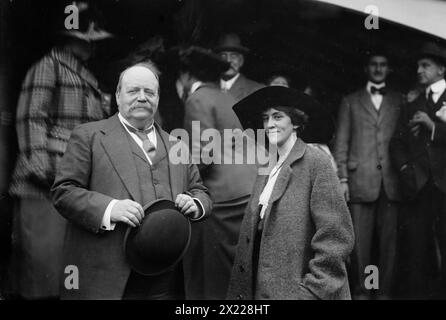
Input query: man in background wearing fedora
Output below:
<box><xmin>175</xmin><ymin>46</ymin><xmax>258</xmax><ymax>299</ymax></box>
<box><xmin>334</xmin><ymin>50</ymin><xmax>402</xmax><ymax>300</ymax></box>
<box><xmin>6</xmin><ymin>4</ymin><xmax>112</xmax><ymax>299</ymax></box>
<box><xmin>51</xmin><ymin>61</ymin><xmax>212</xmax><ymax>299</ymax></box>
<box><xmin>214</xmin><ymin>33</ymin><xmax>264</xmax><ymax>103</ymax></box>
<box><xmin>390</xmin><ymin>41</ymin><xmax>446</xmax><ymax>299</ymax></box>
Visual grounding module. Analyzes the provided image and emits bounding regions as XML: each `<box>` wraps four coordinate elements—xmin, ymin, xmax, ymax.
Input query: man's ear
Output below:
<box><xmin>115</xmin><ymin>90</ymin><xmax>120</xmax><ymax>105</ymax></box>
<box><xmin>388</xmin><ymin>65</ymin><xmax>394</xmax><ymax>74</ymax></box>
<box><xmin>239</xmin><ymin>54</ymin><xmax>245</xmax><ymax>68</ymax></box>
<box><xmin>439</xmin><ymin>65</ymin><xmax>446</xmax><ymax>77</ymax></box>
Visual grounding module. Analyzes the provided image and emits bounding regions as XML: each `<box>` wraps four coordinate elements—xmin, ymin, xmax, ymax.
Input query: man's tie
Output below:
<box><xmin>370</xmin><ymin>86</ymin><xmax>386</xmax><ymax>95</ymax></box>
<box><xmin>426</xmin><ymin>89</ymin><xmax>437</xmax><ymax>118</ymax></box>
<box><xmin>427</xmin><ymin>89</ymin><xmax>435</xmax><ymax>105</ymax></box>
<box><xmin>124</xmin><ymin>124</ymin><xmax>156</xmax><ymax>160</ymax></box>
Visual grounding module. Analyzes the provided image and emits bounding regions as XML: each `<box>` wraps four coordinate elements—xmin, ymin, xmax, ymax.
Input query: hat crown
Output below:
<box><xmin>420</xmin><ymin>41</ymin><xmax>446</xmax><ymax>63</ymax></box>
<box><xmin>215</xmin><ymin>33</ymin><xmax>249</xmax><ymax>54</ymax></box>
<box><xmin>218</xmin><ymin>33</ymin><xmax>243</xmax><ymax>48</ymax></box>
<box><xmin>133</xmin><ymin>209</ymin><xmax>185</xmax><ymax>259</ymax></box>
<box><xmin>57</xmin><ymin>1</ymin><xmax>113</xmax><ymax>42</ymax></box>
<box><xmin>124</xmin><ymin>199</ymin><xmax>191</xmax><ymax>276</ymax></box>
<box><xmin>178</xmin><ymin>46</ymin><xmax>230</xmax><ymax>80</ymax></box>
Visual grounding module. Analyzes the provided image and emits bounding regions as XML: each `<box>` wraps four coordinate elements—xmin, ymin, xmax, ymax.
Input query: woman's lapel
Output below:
<box><xmin>261</xmin><ymin>139</ymin><xmax>307</xmax><ymax>223</ymax></box>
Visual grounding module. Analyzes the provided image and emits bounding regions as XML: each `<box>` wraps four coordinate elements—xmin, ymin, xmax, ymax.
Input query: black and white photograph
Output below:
<box><xmin>0</xmin><ymin>0</ymin><xmax>446</xmax><ymax>310</ymax></box>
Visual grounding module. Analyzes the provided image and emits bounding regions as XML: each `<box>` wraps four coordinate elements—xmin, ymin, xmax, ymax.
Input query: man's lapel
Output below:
<box><xmin>359</xmin><ymin>89</ymin><xmax>379</xmax><ymax>121</ymax></box>
<box><xmin>157</xmin><ymin>125</ymin><xmax>184</xmax><ymax>197</ymax></box>
<box><xmin>229</xmin><ymin>74</ymin><xmax>245</xmax><ymax>99</ymax></box>
<box><xmin>378</xmin><ymin>91</ymin><xmax>396</xmax><ymax>125</ymax></box>
<box><xmin>434</xmin><ymin>90</ymin><xmax>446</xmax><ymax>113</ymax></box>
<box><xmin>99</xmin><ymin>114</ymin><xmax>142</xmax><ymax>203</ymax></box>
<box><xmin>151</xmin><ymin>128</ymin><xmax>168</xmax><ymax>165</ymax></box>
<box><xmin>128</xmin><ymin>136</ymin><xmax>149</xmax><ymax>164</ymax></box>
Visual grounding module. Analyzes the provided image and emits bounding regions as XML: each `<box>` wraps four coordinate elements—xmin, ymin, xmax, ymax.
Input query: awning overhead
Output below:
<box><xmin>313</xmin><ymin>0</ymin><xmax>446</xmax><ymax>40</ymax></box>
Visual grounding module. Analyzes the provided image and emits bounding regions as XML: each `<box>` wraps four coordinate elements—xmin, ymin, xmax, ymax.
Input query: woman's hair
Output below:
<box><xmin>266</xmin><ymin>74</ymin><xmax>291</xmax><ymax>87</ymax></box>
<box><xmin>266</xmin><ymin>106</ymin><xmax>309</xmax><ymax>136</ymax></box>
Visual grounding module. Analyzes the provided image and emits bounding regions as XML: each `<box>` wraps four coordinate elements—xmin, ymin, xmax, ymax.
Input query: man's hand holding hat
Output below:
<box><xmin>111</xmin><ymin>199</ymin><xmax>145</xmax><ymax>227</ymax></box>
<box><xmin>175</xmin><ymin>193</ymin><xmax>202</xmax><ymax>220</ymax></box>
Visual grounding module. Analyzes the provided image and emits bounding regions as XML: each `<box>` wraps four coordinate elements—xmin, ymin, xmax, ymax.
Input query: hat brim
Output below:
<box><xmin>214</xmin><ymin>45</ymin><xmax>250</xmax><ymax>55</ymax></box>
<box><xmin>124</xmin><ymin>199</ymin><xmax>191</xmax><ymax>276</ymax></box>
<box><xmin>233</xmin><ymin>86</ymin><xmax>335</xmax><ymax>144</ymax></box>
<box><xmin>58</xmin><ymin>29</ymin><xmax>114</xmax><ymax>42</ymax></box>
<box><xmin>418</xmin><ymin>51</ymin><xmax>446</xmax><ymax>66</ymax></box>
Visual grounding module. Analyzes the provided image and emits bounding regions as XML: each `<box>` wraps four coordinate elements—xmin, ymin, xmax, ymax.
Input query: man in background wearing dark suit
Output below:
<box><xmin>175</xmin><ymin>46</ymin><xmax>258</xmax><ymax>299</ymax></box>
<box><xmin>335</xmin><ymin>50</ymin><xmax>403</xmax><ymax>299</ymax></box>
<box><xmin>214</xmin><ymin>33</ymin><xmax>264</xmax><ymax>103</ymax></box>
<box><xmin>390</xmin><ymin>42</ymin><xmax>446</xmax><ymax>299</ymax></box>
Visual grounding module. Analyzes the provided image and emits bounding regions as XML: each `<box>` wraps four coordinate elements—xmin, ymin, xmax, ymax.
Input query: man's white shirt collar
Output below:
<box><xmin>190</xmin><ymin>81</ymin><xmax>204</xmax><ymax>94</ymax></box>
<box><xmin>366</xmin><ymin>81</ymin><xmax>386</xmax><ymax>95</ymax></box>
<box><xmin>366</xmin><ymin>81</ymin><xmax>385</xmax><ymax>110</ymax></box>
<box><xmin>118</xmin><ymin>112</ymin><xmax>157</xmax><ymax>153</ymax></box>
<box><xmin>427</xmin><ymin>79</ymin><xmax>446</xmax><ymax>103</ymax></box>
<box><xmin>220</xmin><ymin>73</ymin><xmax>240</xmax><ymax>91</ymax></box>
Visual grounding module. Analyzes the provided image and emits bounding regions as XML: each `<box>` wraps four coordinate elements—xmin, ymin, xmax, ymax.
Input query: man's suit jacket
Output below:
<box><xmin>390</xmin><ymin>90</ymin><xmax>446</xmax><ymax>198</ymax></box>
<box><xmin>183</xmin><ymin>83</ymin><xmax>258</xmax><ymax>203</ymax></box>
<box><xmin>227</xmin><ymin>74</ymin><xmax>264</xmax><ymax>103</ymax></box>
<box><xmin>334</xmin><ymin>88</ymin><xmax>402</xmax><ymax>202</ymax></box>
<box><xmin>51</xmin><ymin>114</ymin><xmax>211</xmax><ymax>299</ymax></box>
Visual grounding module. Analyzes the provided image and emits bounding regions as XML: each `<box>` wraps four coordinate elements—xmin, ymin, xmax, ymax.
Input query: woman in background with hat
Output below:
<box><xmin>227</xmin><ymin>86</ymin><xmax>354</xmax><ymax>300</ymax></box>
<box><xmin>6</xmin><ymin>2</ymin><xmax>112</xmax><ymax>299</ymax></box>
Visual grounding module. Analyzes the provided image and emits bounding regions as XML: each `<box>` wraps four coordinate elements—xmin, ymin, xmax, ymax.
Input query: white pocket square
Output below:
<box><xmin>436</xmin><ymin>105</ymin><xmax>446</xmax><ymax>122</ymax></box>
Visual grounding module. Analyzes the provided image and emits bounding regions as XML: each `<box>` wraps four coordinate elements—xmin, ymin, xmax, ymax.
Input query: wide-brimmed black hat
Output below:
<box><xmin>214</xmin><ymin>33</ymin><xmax>250</xmax><ymax>55</ymax></box>
<box><xmin>124</xmin><ymin>199</ymin><xmax>191</xmax><ymax>276</ymax></box>
<box><xmin>419</xmin><ymin>41</ymin><xmax>446</xmax><ymax>66</ymax></box>
<box><xmin>171</xmin><ymin>46</ymin><xmax>230</xmax><ymax>81</ymax></box>
<box><xmin>232</xmin><ymin>86</ymin><xmax>335</xmax><ymax>144</ymax></box>
<box><xmin>56</xmin><ymin>2</ymin><xmax>113</xmax><ymax>42</ymax></box>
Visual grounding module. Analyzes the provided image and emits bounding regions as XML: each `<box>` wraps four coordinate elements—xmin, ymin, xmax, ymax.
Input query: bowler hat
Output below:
<box><xmin>214</xmin><ymin>33</ymin><xmax>250</xmax><ymax>55</ymax></box>
<box><xmin>176</xmin><ymin>46</ymin><xmax>230</xmax><ymax>81</ymax></box>
<box><xmin>419</xmin><ymin>41</ymin><xmax>446</xmax><ymax>66</ymax></box>
<box><xmin>124</xmin><ymin>199</ymin><xmax>191</xmax><ymax>276</ymax></box>
<box><xmin>232</xmin><ymin>86</ymin><xmax>335</xmax><ymax>144</ymax></box>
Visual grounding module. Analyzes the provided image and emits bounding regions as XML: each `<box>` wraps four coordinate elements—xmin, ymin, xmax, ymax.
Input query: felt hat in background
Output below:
<box><xmin>214</xmin><ymin>33</ymin><xmax>250</xmax><ymax>55</ymax></box>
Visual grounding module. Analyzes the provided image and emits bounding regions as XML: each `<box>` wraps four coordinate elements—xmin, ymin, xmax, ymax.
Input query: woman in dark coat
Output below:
<box><xmin>227</xmin><ymin>86</ymin><xmax>354</xmax><ymax>300</ymax></box>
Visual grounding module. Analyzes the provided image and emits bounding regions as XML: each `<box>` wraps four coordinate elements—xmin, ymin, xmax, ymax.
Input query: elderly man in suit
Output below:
<box><xmin>214</xmin><ymin>33</ymin><xmax>264</xmax><ymax>103</ymax></box>
<box><xmin>334</xmin><ymin>50</ymin><xmax>402</xmax><ymax>299</ymax></box>
<box><xmin>51</xmin><ymin>61</ymin><xmax>212</xmax><ymax>299</ymax></box>
<box><xmin>174</xmin><ymin>46</ymin><xmax>258</xmax><ymax>299</ymax></box>
<box><xmin>390</xmin><ymin>42</ymin><xmax>446</xmax><ymax>299</ymax></box>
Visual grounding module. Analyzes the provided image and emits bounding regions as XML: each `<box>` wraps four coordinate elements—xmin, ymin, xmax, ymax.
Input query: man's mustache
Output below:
<box><xmin>129</xmin><ymin>104</ymin><xmax>152</xmax><ymax>111</ymax></box>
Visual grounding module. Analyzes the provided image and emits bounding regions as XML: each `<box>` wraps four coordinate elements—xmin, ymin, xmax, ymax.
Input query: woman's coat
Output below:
<box><xmin>227</xmin><ymin>139</ymin><xmax>355</xmax><ymax>300</ymax></box>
